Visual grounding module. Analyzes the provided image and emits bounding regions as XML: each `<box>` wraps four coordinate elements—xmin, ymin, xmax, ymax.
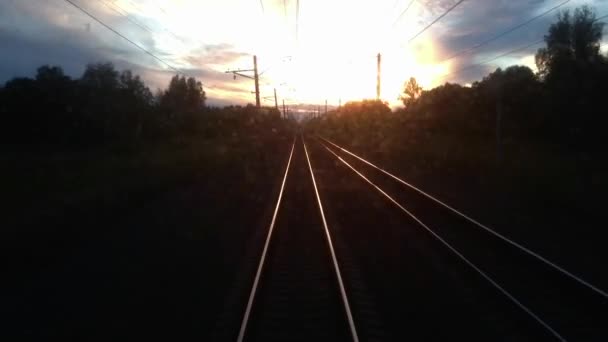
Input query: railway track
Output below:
<box><xmin>234</xmin><ymin>135</ymin><xmax>358</xmax><ymax>342</ymax></box>
<box><xmin>220</xmin><ymin>133</ymin><xmax>606</xmax><ymax>341</ymax></box>
<box><xmin>314</xmin><ymin>136</ymin><xmax>607</xmax><ymax>341</ymax></box>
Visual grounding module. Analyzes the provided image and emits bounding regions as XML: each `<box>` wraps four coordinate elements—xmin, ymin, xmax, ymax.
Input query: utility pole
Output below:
<box><xmin>377</xmin><ymin>53</ymin><xmax>382</xmax><ymax>101</ymax></box>
<box><xmin>274</xmin><ymin>88</ymin><xmax>278</xmax><ymax>111</ymax></box>
<box><xmin>282</xmin><ymin>99</ymin><xmax>286</xmax><ymax>119</ymax></box>
<box><xmin>253</xmin><ymin>55</ymin><xmax>260</xmax><ymax>108</ymax></box>
<box><xmin>225</xmin><ymin>55</ymin><xmax>261</xmax><ymax>108</ymax></box>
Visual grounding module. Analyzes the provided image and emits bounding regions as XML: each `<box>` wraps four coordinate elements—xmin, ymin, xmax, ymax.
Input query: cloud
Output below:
<box><xmin>182</xmin><ymin>44</ymin><xmax>250</xmax><ymax>69</ymax></box>
<box><xmin>0</xmin><ymin>0</ymin><xmax>257</xmax><ymax>106</ymax></box>
<box><xmin>0</xmin><ymin>25</ymin><xmax>102</xmax><ymax>82</ymax></box>
<box><xmin>1</xmin><ymin>0</ymin><xmax>608</xmax><ymax>104</ymax></box>
<box><xmin>424</xmin><ymin>0</ymin><xmax>595</xmax><ymax>85</ymax></box>
<box><xmin>0</xmin><ymin>0</ymin><xmax>159</xmax><ymax>80</ymax></box>
<box><xmin>427</xmin><ymin>0</ymin><xmax>608</xmax><ymax>85</ymax></box>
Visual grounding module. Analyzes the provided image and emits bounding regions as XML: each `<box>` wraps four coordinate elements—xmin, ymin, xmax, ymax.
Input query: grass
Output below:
<box><xmin>312</xmin><ymin>119</ymin><xmax>608</xmax><ymax>276</ymax></box>
<box><xmin>2</xmin><ymin>125</ymin><xmax>296</xmax><ymax>340</ymax></box>
<box><xmin>318</xmin><ymin>121</ymin><xmax>606</xmax><ymax>215</ymax></box>
<box><xmin>1</xmin><ymin>129</ymin><xmax>293</xmax><ymax>233</ymax></box>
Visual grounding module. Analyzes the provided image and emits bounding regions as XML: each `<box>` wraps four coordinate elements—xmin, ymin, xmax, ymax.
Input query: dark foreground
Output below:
<box><xmin>3</xmin><ymin>131</ymin><xmax>606</xmax><ymax>341</ymax></box>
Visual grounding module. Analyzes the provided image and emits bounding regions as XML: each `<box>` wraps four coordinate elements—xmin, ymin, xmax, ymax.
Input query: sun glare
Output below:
<box><xmin>237</xmin><ymin>0</ymin><xmax>449</xmax><ymax>106</ymax></box>
<box><xmin>111</xmin><ymin>0</ymin><xmax>456</xmax><ymax>105</ymax></box>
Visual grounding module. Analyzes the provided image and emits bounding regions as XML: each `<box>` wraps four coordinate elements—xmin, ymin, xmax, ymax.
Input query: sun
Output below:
<box><xmin>267</xmin><ymin>40</ymin><xmax>447</xmax><ymax>107</ymax></box>
<box><xmin>196</xmin><ymin>0</ymin><xmax>455</xmax><ymax>107</ymax></box>
<box><xmin>251</xmin><ymin>0</ymin><xmax>451</xmax><ymax>107</ymax></box>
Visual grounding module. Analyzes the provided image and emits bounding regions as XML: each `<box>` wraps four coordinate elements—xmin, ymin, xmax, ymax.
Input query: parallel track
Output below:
<box><xmin>317</xmin><ymin>136</ymin><xmax>607</xmax><ymax>341</ymax></box>
<box><xmin>236</xmin><ymin>136</ymin><xmax>357</xmax><ymax>342</ymax></box>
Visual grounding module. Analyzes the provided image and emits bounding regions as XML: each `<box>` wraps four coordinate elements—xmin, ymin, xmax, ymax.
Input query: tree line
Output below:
<box><xmin>315</xmin><ymin>5</ymin><xmax>607</xmax><ymax>152</ymax></box>
<box><xmin>2</xmin><ymin>5</ymin><xmax>605</xmax><ymax>151</ymax></box>
<box><xmin>0</xmin><ymin>61</ymin><xmax>281</xmax><ymax>149</ymax></box>
<box><xmin>0</xmin><ymin>62</ymin><xmax>206</xmax><ymax>147</ymax></box>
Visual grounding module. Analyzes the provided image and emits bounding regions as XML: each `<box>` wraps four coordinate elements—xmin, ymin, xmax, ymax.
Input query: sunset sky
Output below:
<box><xmin>1</xmin><ymin>0</ymin><xmax>607</xmax><ymax>107</ymax></box>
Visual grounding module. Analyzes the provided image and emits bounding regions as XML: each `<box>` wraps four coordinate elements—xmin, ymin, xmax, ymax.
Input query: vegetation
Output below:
<box><xmin>306</xmin><ymin>5</ymin><xmax>608</xmax><ymax>232</ymax></box>
<box><xmin>1</xmin><ymin>52</ymin><xmax>293</xmax><ymax>341</ymax></box>
<box><xmin>3</xmin><ymin>4</ymin><xmax>606</xmax><ymax>242</ymax></box>
<box><xmin>1</xmin><ymin>62</ymin><xmax>292</xmax><ymax>339</ymax></box>
<box><xmin>0</xmin><ymin>62</ymin><xmax>291</xmax><ymax>230</ymax></box>
<box><xmin>400</xmin><ymin>77</ymin><xmax>423</xmax><ymax>107</ymax></box>
<box><xmin>0</xmin><ymin>62</ymin><xmax>282</xmax><ymax>148</ymax></box>
<box><xmin>3</xmin><ymin>5</ymin><xmax>607</xmax><ymax>339</ymax></box>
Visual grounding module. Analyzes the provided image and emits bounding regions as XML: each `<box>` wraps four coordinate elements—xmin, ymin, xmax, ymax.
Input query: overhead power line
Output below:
<box><xmin>438</xmin><ymin>39</ymin><xmax>544</xmax><ymax>82</ymax></box>
<box><xmin>63</xmin><ymin>0</ymin><xmax>181</xmax><ymax>73</ymax></box>
<box><xmin>438</xmin><ymin>12</ymin><xmax>608</xmax><ymax>82</ymax></box>
<box><xmin>127</xmin><ymin>0</ymin><xmax>186</xmax><ymax>43</ymax></box>
<box><xmin>99</xmin><ymin>0</ymin><xmax>154</xmax><ymax>34</ymax></box>
<box><xmin>392</xmin><ymin>0</ymin><xmax>416</xmax><ymax>28</ymax></box>
<box><xmin>105</xmin><ymin>0</ymin><xmax>155</xmax><ymax>33</ymax></box>
<box><xmin>440</xmin><ymin>0</ymin><xmax>571</xmax><ymax>63</ymax></box>
<box><xmin>408</xmin><ymin>0</ymin><xmax>466</xmax><ymax>43</ymax></box>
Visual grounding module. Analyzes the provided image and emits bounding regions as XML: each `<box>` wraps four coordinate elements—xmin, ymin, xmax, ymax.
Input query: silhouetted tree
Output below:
<box><xmin>473</xmin><ymin>66</ymin><xmax>542</xmax><ymax>137</ymax></box>
<box><xmin>81</xmin><ymin>62</ymin><xmax>120</xmax><ymax>90</ymax></box>
<box><xmin>414</xmin><ymin>82</ymin><xmax>474</xmax><ymax>133</ymax></box>
<box><xmin>36</xmin><ymin>65</ymin><xmax>69</xmax><ymax>83</ymax></box>
<box><xmin>307</xmin><ymin>4</ymin><xmax>608</xmax><ymax>161</ymax></box>
<box><xmin>186</xmin><ymin>77</ymin><xmax>206</xmax><ymax>109</ymax></box>
<box><xmin>0</xmin><ymin>61</ymin><xmax>289</xmax><ymax>148</ymax></box>
<box><xmin>401</xmin><ymin>77</ymin><xmax>423</xmax><ymax>107</ymax></box>
<box><xmin>34</xmin><ymin>66</ymin><xmax>75</xmax><ymax>143</ymax></box>
<box><xmin>77</xmin><ymin>63</ymin><xmax>122</xmax><ymax>142</ymax></box>
<box><xmin>160</xmin><ymin>75</ymin><xmax>206</xmax><ymax>115</ymax></box>
<box><xmin>536</xmin><ymin>6</ymin><xmax>604</xmax><ymax>80</ymax></box>
<box><xmin>535</xmin><ymin>5</ymin><xmax>607</xmax><ymax>143</ymax></box>
<box><xmin>1</xmin><ymin>77</ymin><xmax>39</xmax><ymax>143</ymax></box>
<box><xmin>117</xmin><ymin>70</ymin><xmax>153</xmax><ymax>140</ymax></box>
<box><xmin>158</xmin><ymin>75</ymin><xmax>206</xmax><ymax>134</ymax></box>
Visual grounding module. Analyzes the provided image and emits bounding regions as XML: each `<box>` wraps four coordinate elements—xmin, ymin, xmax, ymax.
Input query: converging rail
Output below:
<box><xmin>303</xmin><ymin>136</ymin><xmax>359</xmax><ymax>342</ymax></box>
<box><xmin>320</xmin><ymin>136</ymin><xmax>608</xmax><ymax>299</ymax></box>
<box><xmin>236</xmin><ymin>138</ymin><xmax>295</xmax><ymax>342</ymax></box>
<box><xmin>236</xmin><ymin>135</ymin><xmax>358</xmax><ymax>342</ymax></box>
<box><xmin>317</xmin><ymin>136</ymin><xmax>608</xmax><ymax>341</ymax></box>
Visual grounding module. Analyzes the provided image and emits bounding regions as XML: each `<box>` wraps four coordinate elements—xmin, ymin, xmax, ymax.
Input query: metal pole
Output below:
<box><xmin>254</xmin><ymin>55</ymin><xmax>260</xmax><ymax>108</ymax></box>
<box><xmin>377</xmin><ymin>53</ymin><xmax>381</xmax><ymax>100</ymax></box>
<box><xmin>274</xmin><ymin>88</ymin><xmax>278</xmax><ymax>111</ymax></box>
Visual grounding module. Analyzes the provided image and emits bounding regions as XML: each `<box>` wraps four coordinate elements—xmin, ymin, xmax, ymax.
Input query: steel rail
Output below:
<box><xmin>320</xmin><ymin>136</ymin><xmax>608</xmax><ymax>299</ymax></box>
<box><xmin>303</xmin><ymin>136</ymin><xmax>360</xmax><ymax>342</ymax></box>
<box><xmin>236</xmin><ymin>138</ymin><xmax>296</xmax><ymax>342</ymax></box>
<box><xmin>320</xmin><ymin>141</ymin><xmax>566</xmax><ymax>342</ymax></box>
